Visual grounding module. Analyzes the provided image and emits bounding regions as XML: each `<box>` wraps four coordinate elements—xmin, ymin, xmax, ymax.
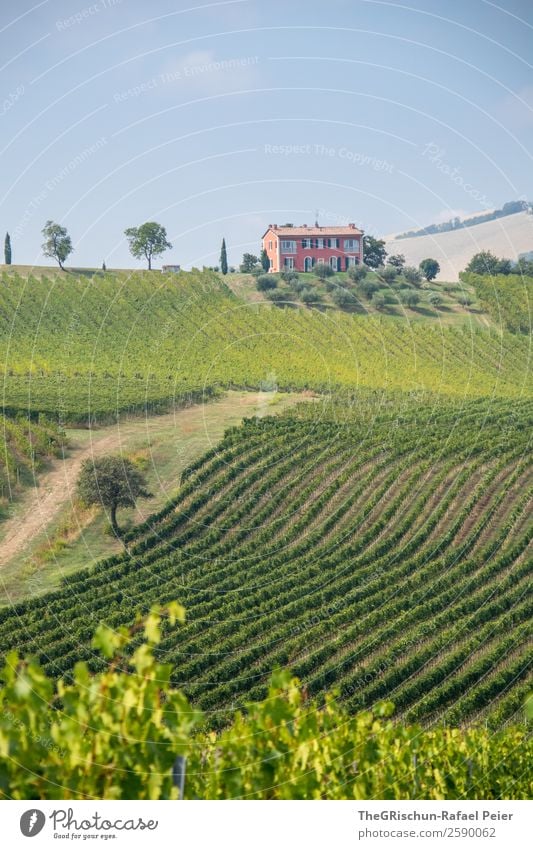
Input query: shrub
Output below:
<box><xmin>458</xmin><ymin>293</ymin><xmax>473</xmax><ymax>306</ymax></box>
<box><xmin>348</xmin><ymin>264</ymin><xmax>368</xmax><ymax>282</ymax></box>
<box><xmin>427</xmin><ymin>291</ymin><xmax>442</xmax><ymax>308</ymax></box>
<box><xmin>378</xmin><ymin>265</ymin><xmax>398</xmax><ymax>283</ymax></box>
<box><xmin>280</xmin><ymin>270</ymin><xmax>299</xmax><ymax>284</ymax></box>
<box><xmin>359</xmin><ymin>279</ymin><xmax>380</xmax><ymax>299</ymax></box>
<box><xmin>403</xmin><ymin>266</ymin><xmax>423</xmax><ymax>286</ymax></box>
<box><xmin>331</xmin><ymin>288</ymin><xmax>358</xmax><ymax>308</ymax></box>
<box><xmin>314</xmin><ymin>263</ymin><xmax>335</xmax><ymax>279</ymax></box>
<box><xmin>300</xmin><ymin>288</ymin><xmax>321</xmax><ymax>305</ymax></box>
<box><xmin>266</xmin><ymin>289</ymin><xmax>289</xmax><ymax>305</ymax></box>
<box><xmin>400</xmin><ymin>290</ymin><xmax>421</xmax><ymax>308</ymax></box>
<box><xmin>372</xmin><ymin>292</ymin><xmax>387</xmax><ymax>310</ymax></box>
<box><xmin>256</xmin><ymin>274</ymin><xmax>277</xmax><ymax>291</ymax></box>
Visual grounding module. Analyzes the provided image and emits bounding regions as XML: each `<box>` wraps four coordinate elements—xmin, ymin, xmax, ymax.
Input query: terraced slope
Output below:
<box><xmin>0</xmin><ymin>270</ymin><xmax>530</xmax><ymax>422</ymax></box>
<box><xmin>1</xmin><ymin>395</ymin><xmax>530</xmax><ymax>727</ymax></box>
<box><xmin>462</xmin><ymin>271</ymin><xmax>533</xmax><ymax>334</ymax></box>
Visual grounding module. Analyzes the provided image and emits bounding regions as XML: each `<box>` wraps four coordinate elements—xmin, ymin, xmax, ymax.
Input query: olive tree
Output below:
<box><xmin>77</xmin><ymin>455</ymin><xmax>151</xmax><ymax>536</ymax></box>
<box><xmin>41</xmin><ymin>220</ymin><xmax>73</xmax><ymax>270</ymax></box>
<box><xmin>124</xmin><ymin>222</ymin><xmax>172</xmax><ymax>270</ymax></box>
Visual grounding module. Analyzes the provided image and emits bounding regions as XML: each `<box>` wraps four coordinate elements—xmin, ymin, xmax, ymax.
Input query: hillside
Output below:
<box><xmin>1</xmin><ymin>393</ymin><xmax>530</xmax><ymax>727</ymax></box>
<box><xmin>386</xmin><ymin>211</ymin><xmax>533</xmax><ymax>281</ymax></box>
<box><xmin>463</xmin><ymin>271</ymin><xmax>533</xmax><ymax>334</ymax></box>
<box><xmin>0</xmin><ymin>269</ymin><xmax>530</xmax><ymax>425</ymax></box>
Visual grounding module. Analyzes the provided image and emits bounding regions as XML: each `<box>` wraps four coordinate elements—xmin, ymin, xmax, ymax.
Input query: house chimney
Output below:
<box><xmin>349</xmin><ymin>223</ymin><xmax>356</xmax><ymax>228</ymax></box>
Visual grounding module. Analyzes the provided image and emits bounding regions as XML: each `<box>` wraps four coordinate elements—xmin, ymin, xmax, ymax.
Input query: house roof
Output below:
<box><xmin>262</xmin><ymin>224</ymin><xmax>363</xmax><ymax>237</ymax></box>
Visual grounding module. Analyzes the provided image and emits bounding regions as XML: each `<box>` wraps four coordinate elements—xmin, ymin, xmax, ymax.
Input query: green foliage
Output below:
<box><xmin>300</xmin><ymin>287</ymin><xmax>321</xmax><ymax>305</ymax></box>
<box><xmin>0</xmin><ymin>604</ymin><xmax>200</xmax><ymax>800</ymax></box>
<box><xmin>427</xmin><ymin>291</ymin><xmax>442</xmax><ymax>308</ymax></box>
<box><xmin>387</xmin><ymin>254</ymin><xmax>405</xmax><ymax>269</ymax></box>
<box><xmin>348</xmin><ymin>263</ymin><xmax>368</xmax><ymax>282</ymax></box>
<box><xmin>256</xmin><ymin>274</ymin><xmax>277</xmax><ymax>291</ymax></box>
<box><xmin>419</xmin><ymin>258</ymin><xmax>440</xmax><ymax>281</ymax></box>
<box><xmin>465</xmin><ymin>251</ymin><xmax>510</xmax><ymax>276</ymax></box>
<box><xmin>403</xmin><ymin>266</ymin><xmax>423</xmax><ymax>286</ymax></box>
<box><xmin>378</xmin><ymin>265</ymin><xmax>398</xmax><ymax>283</ymax></box>
<box><xmin>0</xmin><ymin>415</ymin><xmax>65</xmax><ymax>506</ymax></box>
<box><xmin>260</xmin><ymin>249</ymin><xmax>270</xmax><ymax>272</ymax></box>
<box><xmin>314</xmin><ymin>263</ymin><xmax>335</xmax><ymax>279</ymax></box>
<box><xmin>331</xmin><ymin>287</ymin><xmax>358</xmax><ymax>308</ymax></box>
<box><xmin>280</xmin><ymin>270</ymin><xmax>298</xmax><ymax>283</ymax></box>
<box><xmin>219</xmin><ymin>238</ymin><xmax>228</xmax><ymax>275</ymax></box>
<box><xmin>372</xmin><ymin>291</ymin><xmax>386</xmax><ymax>309</ymax></box>
<box><xmin>400</xmin><ymin>290</ymin><xmax>421</xmax><ymax>308</ymax></box>
<box><xmin>124</xmin><ymin>222</ymin><xmax>172</xmax><ymax>270</ymax></box>
<box><xmin>240</xmin><ymin>253</ymin><xmax>259</xmax><ymax>273</ymax></box>
<box><xmin>462</xmin><ymin>272</ymin><xmax>532</xmax><ymax>333</ymax></box>
<box><xmin>188</xmin><ymin>672</ymin><xmax>532</xmax><ymax>799</ymax></box>
<box><xmin>359</xmin><ymin>279</ymin><xmax>379</xmax><ymax>299</ymax></box>
<box><xmin>77</xmin><ymin>455</ymin><xmax>151</xmax><ymax>535</ymax></box>
<box><xmin>363</xmin><ymin>235</ymin><xmax>387</xmax><ymax>268</ymax></box>
<box><xmin>41</xmin><ymin>221</ymin><xmax>73</xmax><ymax>270</ymax></box>
<box><xmin>4</xmin><ymin>232</ymin><xmax>11</xmax><ymax>265</ymax></box>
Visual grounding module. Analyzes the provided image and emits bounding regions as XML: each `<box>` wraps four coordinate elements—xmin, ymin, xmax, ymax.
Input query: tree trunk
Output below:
<box><xmin>110</xmin><ymin>503</ymin><xmax>121</xmax><ymax>537</ymax></box>
<box><xmin>148</xmin><ymin>255</ymin><xmax>152</xmax><ymax>270</ymax></box>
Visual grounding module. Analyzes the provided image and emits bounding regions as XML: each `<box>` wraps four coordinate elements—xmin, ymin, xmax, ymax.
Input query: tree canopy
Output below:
<box><xmin>363</xmin><ymin>235</ymin><xmax>387</xmax><ymax>269</ymax></box>
<box><xmin>124</xmin><ymin>222</ymin><xmax>172</xmax><ymax>270</ymax></box>
<box><xmin>419</xmin><ymin>258</ymin><xmax>440</xmax><ymax>281</ymax></box>
<box><xmin>41</xmin><ymin>220</ymin><xmax>73</xmax><ymax>270</ymax></box>
<box><xmin>77</xmin><ymin>455</ymin><xmax>151</xmax><ymax>536</ymax></box>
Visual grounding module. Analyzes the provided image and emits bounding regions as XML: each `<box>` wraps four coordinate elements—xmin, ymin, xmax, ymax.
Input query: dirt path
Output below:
<box><xmin>0</xmin><ymin>391</ymin><xmax>309</xmax><ymax>570</ymax></box>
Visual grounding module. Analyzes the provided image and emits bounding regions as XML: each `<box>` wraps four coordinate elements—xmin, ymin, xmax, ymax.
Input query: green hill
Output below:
<box><xmin>1</xmin><ymin>393</ymin><xmax>530</xmax><ymax>727</ymax></box>
<box><xmin>0</xmin><ymin>268</ymin><xmax>530</xmax><ymax>424</ymax></box>
<box><xmin>462</xmin><ymin>271</ymin><xmax>533</xmax><ymax>334</ymax></box>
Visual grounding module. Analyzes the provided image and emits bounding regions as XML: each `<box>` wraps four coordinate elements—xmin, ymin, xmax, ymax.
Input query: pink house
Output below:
<box><xmin>262</xmin><ymin>223</ymin><xmax>364</xmax><ymax>273</ymax></box>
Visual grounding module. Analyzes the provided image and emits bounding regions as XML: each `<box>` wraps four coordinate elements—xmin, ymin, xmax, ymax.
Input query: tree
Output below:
<box><xmin>359</xmin><ymin>279</ymin><xmax>380</xmax><ymax>299</ymax></box>
<box><xmin>427</xmin><ymin>291</ymin><xmax>442</xmax><ymax>308</ymax></box>
<box><xmin>256</xmin><ymin>274</ymin><xmax>277</xmax><ymax>291</ymax></box>
<box><xmin>124</xmin><ymin>222</ymin><xmax>172</xmax><ymax>270</ymax></box>
<box><xmin>314</xmin><ymin>263</ymin><xmax>335</xmax><ymax>279</ymax></box>
<box><xmin>4</xmin><ymin>232</ymin><xmax>11</xmax><ymax>265</ymax></box>
<box><xmin>41</xmin><ymin>220</ymin><xmax>73</xmax><ymax>270</ymax></box>
<box><xmin>363</xmin><ymin>235</ymin><xmax>387</xmax><ymax>268</ymax></box>
<box><xmin>400</xmin><ymin>290</ymin><xmax>420</xmax><ymax>308</ymax></box>
<box><xmin>378</xmin><ymin>265</ymin><xmax>398</xmax><ymax>283</ymax></box>
<box><xmin>77</xmin><ymin>455</ymin><xmax>151</xmax><ymax>537</ymax></box>
<box><xmin>220</xmin><ymin>238</ymin><xmax>228</xmax><ymax>275</ymax></box>
<box><xmin>240</xmin><ymin>253</ymin><xmax>259</xmax><ymax>273</ymax></box>
<box><xmin>387</xmin><ymin>254</ymin><xmax>405</xmax><ymax>269</ymax></box>
<box><xmin>372</xmin><ymin>292</ymin><xmax>386</xmax><ymax>310</ymax></box>
<box><xmin>348</xmin><ymin>264</ymin><xmax>368</xmax><ymax>282</ymax></box>
<box><xmin>403</xmin><ymin>265</ymin><xmax>423</xmax><ymax>286</ymax></box>
<box><xmin>419</xmin><ymin>258</ymin><xmax>440</xmax><ymax>281</ymax></box>
<box><xmin>260</xmin><ymin>249</ymin><xmax>270</xmax><ymax>272</ymax></box>
<box><xmin>102</xmin><ymin>261</ymin><xmax>106</xmax><ymax>271</ymax></box>
<box><xmin>331</xmin><ymin>287</ymin><xmax>357</xmax><ymax>308</ymax></box>
<box><xmin>465</xmin><ymin>251</ymin><xmax>502</xmax><ymax>276</ymax></box>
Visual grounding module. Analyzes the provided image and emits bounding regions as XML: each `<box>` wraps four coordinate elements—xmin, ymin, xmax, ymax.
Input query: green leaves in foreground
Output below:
<box><xmin>0</xmin><ymin>605</ymin><xmax>531</xmax><ymax>800</ymax></box>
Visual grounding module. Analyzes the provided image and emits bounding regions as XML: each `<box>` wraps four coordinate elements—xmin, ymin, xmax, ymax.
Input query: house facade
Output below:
<box><xmin>262</xmin><ymin>223</ymin><xmax>364</xmax><ymax>273</ymax></box>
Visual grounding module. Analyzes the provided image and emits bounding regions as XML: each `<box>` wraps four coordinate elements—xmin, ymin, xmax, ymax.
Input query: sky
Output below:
<box><xmin>1</xmin><ymin>0</ymin><xmax>533</xmax><ymax>269</ymax></box>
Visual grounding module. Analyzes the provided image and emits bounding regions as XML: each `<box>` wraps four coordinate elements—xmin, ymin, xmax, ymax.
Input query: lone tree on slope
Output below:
<box><xmin>77</xmin><ymin>455</ymin><xmax>152</xmax><ymax>537</ymax></box>
<box><xmin>419</xmin><ymin>258</ymin><xmax>440</xmax><ymax>281</ymax></box>
<box><xmin>4</xmin><ymin>232</ymin><xmax>11</xmax><ymax>265</ymax></box>
<box><xmin>41</xmin><ymin>220</ymin><xmax>73</xmax><ymax>270</ymax></box>
<box><xmin>220</xmin><ymin>238</ymin><xmax>228</xmax><ymax>274</ymax></box>
<box><xmin>124</xmin><ymin>221</ymin><xmax>172</xmax><ymax>270</ymax></box>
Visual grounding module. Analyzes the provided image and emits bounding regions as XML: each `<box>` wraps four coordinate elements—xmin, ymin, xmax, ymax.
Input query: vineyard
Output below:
<box><xmin>462</xmin><ymin>271</ymin><xmax>533</xmax><ymax>334</ymax></box>
<box><xmin>0</xmin><ymin>393</ymin><xmax>530</xmax><ymax>727</ymax></box>
<box><xmin>0</xmin><ymin>269</ymin><xmax>530</xmax><ymax>423</ymax></box>
<box><xmin>0</xmin><ymin>415</ymin><xmax>65</xmax><ymax>517</ymax></box>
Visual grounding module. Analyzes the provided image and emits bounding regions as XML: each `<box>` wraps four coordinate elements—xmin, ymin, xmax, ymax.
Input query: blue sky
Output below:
<box><xmin>1</xmin><ymin>0</ymin><xmax>533</xmax><ymax>269</ymax></box>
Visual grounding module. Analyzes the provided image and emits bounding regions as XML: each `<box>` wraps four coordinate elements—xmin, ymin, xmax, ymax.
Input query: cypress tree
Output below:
<box><xmin>4</xmin><ymin>232</ymin><xmax>11</xmax><ymax>265</ymax></box>
<box><xmin>220</xmin><ymin>238</ymin><xmax>228</xmax><ymax>275</ymax></box>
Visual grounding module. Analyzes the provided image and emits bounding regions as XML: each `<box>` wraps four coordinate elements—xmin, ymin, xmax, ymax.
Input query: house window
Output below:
<box><xmin>343</xmin><ymin>238</ymin><xmax>360</xmax><ymax>251</ymax></box>
<box><xmin>330</xmin><ymin>256</ymin><xmax>339</xmax><ymax>270</ymax></box>
<box><xmin>302</xmin><ymin>238</ymin><xmax>311</xmax><ymax>248</ymax></box>
<box><xmin>329</xmin><ymin>238</ymin><xmax>338</xmax><ymax>248</ymax></box>
<box><xmin>317</xmin><ymin>238</ymin><xmax>324</xmax><ymax>249</ymax></box>
<box><xmin>269</xmin><ymin>241</ymin><xmax>273</xmax><ymax>250</ymax></box>
<box><xmin>281</xmin><ymin>240</ymin><xmax>296</xmax><ymax>253</ymax></box>
<box><xmin>317</xmin><ymin>258</ymin><xmax>325</xmax><ymax>265</ymax></box>
<box><xmin>284</xmin><ymin>257</ymin><xmax>295</xmax><ymax>269</ymax></box>
<box><xmin>345</xmin><ymin>256</ymin><xmax>358</xmax><ymax>269</ymax></box>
